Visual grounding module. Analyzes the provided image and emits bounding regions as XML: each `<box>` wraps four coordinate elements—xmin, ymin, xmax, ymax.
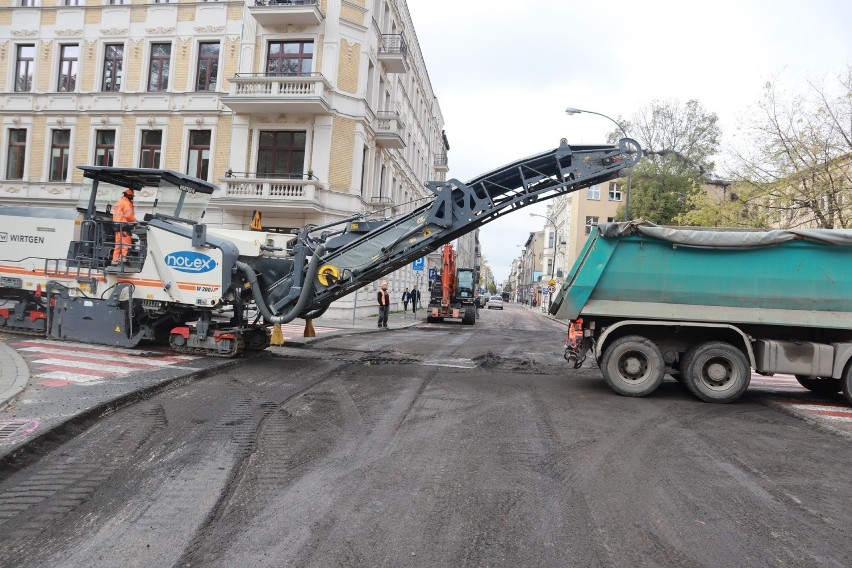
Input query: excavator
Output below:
<box><xmin>426</xmin><ymin>243</ymin><xmax>477</xmax><ymax>325</ymax></box>
<box><xmin>0</xmin><ymin>138</ymin><xmax>641</xmax><ymax>356</ymax></box>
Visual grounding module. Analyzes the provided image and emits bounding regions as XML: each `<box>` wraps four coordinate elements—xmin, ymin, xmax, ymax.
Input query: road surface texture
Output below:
<box><xmin>0</xmin><ymin>304</ymin><xmax>850</xmax><ymax>567</ymax></box>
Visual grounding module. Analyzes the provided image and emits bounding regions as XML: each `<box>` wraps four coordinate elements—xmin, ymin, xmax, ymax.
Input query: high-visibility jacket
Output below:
<box><xmin>377</xmin><ymin>289</ymin><xmax>389</xmax><ymax>306</ymax></box>
<box><xmin>113</xmin><ymin>195</ymin><xmax>136</xmax><ymax>225</ymax></box>
<box><xmin>112</xmin><ymin>195</ymin><xmax>136</xmax><ymax>262</ymax></box>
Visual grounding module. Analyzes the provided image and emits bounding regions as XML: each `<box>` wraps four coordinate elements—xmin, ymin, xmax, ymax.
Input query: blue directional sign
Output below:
<box><xmin>428</xmin><ymin>268</ymin><xmax>437</xmax><ymax>281</ymax></box>
<box><xmin>412</xmin><ymin>257</ymin><xmax>425</xmax><ymax>271</ymax></box>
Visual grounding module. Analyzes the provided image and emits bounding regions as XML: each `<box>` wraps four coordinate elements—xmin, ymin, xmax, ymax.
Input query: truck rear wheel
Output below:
<box><xmin>682</xmin><ymin>342</ymin><xmax>750</xmax><ymax>403</ymax></box>
<box><xmin>601</xmin><ymin>335</ymin><xmax>665</xmax><ymax>397</ymax></box>
<box><xmin>841</xmin><ymin>364</ymin><xmax>852</xmax><ymax>405</ymax></box>
<box><xmin>794</xmin><ymin>375</ymin><xmax>842</xmax><ymax>395</ymax></box>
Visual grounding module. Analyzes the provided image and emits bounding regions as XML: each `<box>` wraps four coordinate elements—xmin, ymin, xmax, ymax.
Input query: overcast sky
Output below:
<box><xmin>406</xmin><ymin>0</ymin><xmax>852</xmax><ymax>283</ymax></box>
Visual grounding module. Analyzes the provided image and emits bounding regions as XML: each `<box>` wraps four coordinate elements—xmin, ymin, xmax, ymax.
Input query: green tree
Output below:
<box><xmin>728</xmin><ymin>67</ymin><xmax>852</xmax><ymax>229</ymax></box>
<box><xmin>612</xmin><ymin>99</ymin><xmax>722</xmax><ymax>224</ymax></box>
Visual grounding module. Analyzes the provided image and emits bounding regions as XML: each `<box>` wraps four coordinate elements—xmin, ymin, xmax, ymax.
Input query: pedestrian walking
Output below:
<box><xmin>411</xmin><ymin>286</ymin><xmax>420</xmax><ymax>316</ymax></box>
<box><xmin>377</xmin><ymin>280</ymin><xmax>390</xmax><ymax>328</ymax></box>
<box><xmin>402</xmin><ymin>287</ymin><xmax>410</xmax><ymax>314</ymax></box>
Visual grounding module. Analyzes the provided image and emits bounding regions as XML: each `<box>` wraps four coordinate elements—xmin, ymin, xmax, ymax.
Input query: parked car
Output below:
<box><xmin>487</xmin><ymin>295</ymin><xmax>504</xmax><ymax>310</ymax></box>
<box><xmin>476</xmin><ymin>295</ymin><xmax>488</xmax><ymax>308</ymax></box>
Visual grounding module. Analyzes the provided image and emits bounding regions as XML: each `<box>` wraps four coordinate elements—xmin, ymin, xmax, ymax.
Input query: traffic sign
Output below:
<box><xmin>548</xmin><ymin>278</ymin><xmax>556</xmax><ymax>286</ymax></box>
<box><xmin>428</xmin><ymin>268</ymin><xmax>437</xmax><ymax>280</ymax></box>
<box><xmin>548</xmin><ymin>285</ymin><xmax>556</xmax><ymax>294</ymax></box>
<box><xmin>250</xmin><ymin>210</ymin><xmax>263</xmax><ymax>231</ymax></box>
<box><xmin>412</xmin><ymin>257</ymin><xmax>425</xmax><ymax>271</ymax></box>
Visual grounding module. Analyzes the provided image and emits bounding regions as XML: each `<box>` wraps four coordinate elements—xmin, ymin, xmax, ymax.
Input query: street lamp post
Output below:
<box><xmin>530</xmin><ymin>212</ymin><xmax>557</xmax><ymax>311</ymax></box>
<box><xmin>565</xmin><ymin>106</ymin><xmax>633</xmax><ymax>222</ymax></box>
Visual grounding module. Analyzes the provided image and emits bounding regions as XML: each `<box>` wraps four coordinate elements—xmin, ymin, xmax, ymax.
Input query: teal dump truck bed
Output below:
<box><xmin>550</xmin><ymin>222</ymin><xmax>852</xmax><ymax>330</ymax></box>
<box><xmin>551</xmin><ymin>223</ymin><xmax>852</xmax><ymax>404</ymax></box>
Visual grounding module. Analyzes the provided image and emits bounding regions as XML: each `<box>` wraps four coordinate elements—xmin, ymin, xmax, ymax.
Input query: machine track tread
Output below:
<box><xmin>0</xmin><ymin>326</ymin><xmax>47</xmax><ymax>338</ymax></box>
<box><xmin>169</xmin><ymin>336</ymin><xmax>245</xmax><ymax>358</ymax></box>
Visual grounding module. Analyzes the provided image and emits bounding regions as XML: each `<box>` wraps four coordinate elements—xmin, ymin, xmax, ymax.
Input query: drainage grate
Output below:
<box><xmin>0</xmin><ymin>419</ymin><xmax>40</xmax><ymax>440</ymax></box>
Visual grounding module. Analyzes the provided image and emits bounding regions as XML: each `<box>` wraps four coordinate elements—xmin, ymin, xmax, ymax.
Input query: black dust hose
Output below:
<box><xmin>236</xmin><ymin>245</ymin><xmax>326</xmax><ymax>325</ymax></box>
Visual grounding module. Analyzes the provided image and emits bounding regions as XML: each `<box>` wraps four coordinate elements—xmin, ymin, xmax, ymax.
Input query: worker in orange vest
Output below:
<box><xmin>112</xmin><ymin>188</ymin><xmax>137</xmax><ymax>264</ymax></box>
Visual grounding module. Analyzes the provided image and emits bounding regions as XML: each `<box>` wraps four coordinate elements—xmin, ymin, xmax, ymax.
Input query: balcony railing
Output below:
<box><xmin>377</xmin><ymin>34</ymin><xmax>408</xmax><ymax>73</ymax></box>
<box><xmin>434</xmin><ymin>152</ymin><xmax>449</xmax><ymax>171</ymax></box>
<box><xmin>219</xmin><ymin>173</ymin><xmax>318</xmax><ymax>202</ymax></box>
<box><xmin>222</xmin><ymin>72</ymin><xmax>332</xmax><ymax>114</ymax></box>
<box><xmin>248</xmin><ymin>0</ymin><xmax>323</xmax><ymax>26</ymax></box>
<box><xmin>374</xmin><ymin>110</ymin><xmax>405</xmax><ymax>149</ymax></box>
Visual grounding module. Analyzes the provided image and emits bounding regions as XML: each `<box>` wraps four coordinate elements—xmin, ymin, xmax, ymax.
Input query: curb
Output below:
<box><xmin>0</xmin><ymin>342</ymin><xmax>30</xmax><ymax>412</ymax></box>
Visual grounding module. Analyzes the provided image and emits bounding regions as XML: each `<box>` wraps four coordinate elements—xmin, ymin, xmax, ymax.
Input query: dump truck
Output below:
<box><xmin>426</xmin><ymin>243</ymin><xmax>477</xmax><ymax>325</ymax></box>
<box><xmin>550</xmin><ymin>222</ymin><xmax>852</xmax><ymax>404</ymax></box>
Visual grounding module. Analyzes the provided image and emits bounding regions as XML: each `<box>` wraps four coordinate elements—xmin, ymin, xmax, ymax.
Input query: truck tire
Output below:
<box><xmin>600</xmin><ymin>335</ymin><xmax>665</xmax><ymax>397</ymax></box>
<box><xmin>794</xmin><ymin>375</ymin><xmax>842</xmax><ymax>395</ymax></box>
<box><xmin>462</xmin><ymin>305</ymin><xmax>476</xmax><ymax>325</ymax></box>
<box><xmin>682</xmin><ymin>342</ymin><xmax>750</xmax><ymax>403</ymax></box>
<box><xmin>840</xmin><ymin>364</ymin><xmax>852</xmax><ymax>405</ymax></box>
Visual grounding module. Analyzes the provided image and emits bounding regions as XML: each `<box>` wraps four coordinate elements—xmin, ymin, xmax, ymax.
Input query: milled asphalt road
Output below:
<box><xmin>0</xmin><ymin>304</ymin><xmax>850</xmax><ymax>567</ymax></box>
<box><xmin>0</xmin><ymin>309</ymin><xmax>429</xmax><ymax>462</ymax></box>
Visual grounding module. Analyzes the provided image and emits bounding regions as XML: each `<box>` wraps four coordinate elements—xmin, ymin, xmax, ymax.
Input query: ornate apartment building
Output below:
<box><xmin>0</xmin><ymin>0</ymin><xmax>458</xmax><ymax>317</ymax></box>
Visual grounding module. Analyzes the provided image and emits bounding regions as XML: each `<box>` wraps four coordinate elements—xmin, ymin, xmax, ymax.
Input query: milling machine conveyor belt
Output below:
<box><xmin>288</xmin><ymin>138</ymin><xmax>643</xmax><ymax>316</ymax></box>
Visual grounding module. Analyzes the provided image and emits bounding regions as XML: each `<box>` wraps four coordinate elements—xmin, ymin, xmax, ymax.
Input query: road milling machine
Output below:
<box><xmin>426</xmin><ymin>243</ymin><xmax>477</xmax><ymax>325</ymax></box>
<box><xmin>0</xmin><ymin>138</ymin><xmax>641</xmax><ymax>357</ymax></box>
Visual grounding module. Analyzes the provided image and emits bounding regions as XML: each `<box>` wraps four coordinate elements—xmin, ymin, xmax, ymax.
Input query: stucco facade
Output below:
<box><xmin>0</xmin><ymin>0</ymin><xmax>459</xmax><ymax>318</ymax></box>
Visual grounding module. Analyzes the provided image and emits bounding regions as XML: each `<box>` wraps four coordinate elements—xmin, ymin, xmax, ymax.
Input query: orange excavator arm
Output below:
<box><xmin>441</xmin><ymin>243</ymin><xmax>457</xmax><ymax>310</ymax></box>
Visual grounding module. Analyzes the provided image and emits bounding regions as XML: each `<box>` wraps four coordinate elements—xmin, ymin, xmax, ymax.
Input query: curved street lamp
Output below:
<box><xmin>565</xmin><ymin>106</ymin><xmax>633</xmax><ymax>221</ymax></box>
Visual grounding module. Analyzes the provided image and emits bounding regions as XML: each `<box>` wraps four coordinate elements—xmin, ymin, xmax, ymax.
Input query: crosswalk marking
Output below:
<box><xmin>11</xmin><ymin>339</ymin><xmax>202</xmax><ymax>388</ymax></box>
<box><xmin>23</xmin><ymin>348</ymin><xmax>195</xmax><ymax>369</ymax></box>
<box><xmin>277</xmin><ymin>323</ymin><xmax>338</xmax><ymax>335</ymax></box>
<box><xmin>749</xmin><ymin>373</ymin><xmax>851</xmax><ymax>424</ymax></box>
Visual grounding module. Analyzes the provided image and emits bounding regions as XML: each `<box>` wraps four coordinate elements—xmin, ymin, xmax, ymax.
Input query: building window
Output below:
<box><xmin>57</xmin><ymin>45</ymin><xmax>79</xmax><ymax>92</ymax></box>
<box><xmin>147</xmin><ymin>43</ymin><xmax>171</xmax><ymax>92</ymax></box>
<box><xmin>95</xmin><ymin>130</ymin><xmax>115</xmax><ymax>167</ymax></box>
<box><xmin>14</xmin><ymin>45</ymin><xmax>35</xmax><ymax>93</ymax></box>
<box><xmin>187</xmin><ymin>130</ymin><xmax>211</xmax><ymax>180</ymax></box>
<box><xmin>63</xmin><ymin>0</ymin><xmax>82</xmax><ymax>5</ymax></box>
<box><xmin>257</xmin><ymin>131</ymin><xmax>306</xmax><ymax>177</ymax></box>
<box><xmin>585</xmin><ymin>216</ymin><xmax>599</xmax><ymax>235</ymax></box>
<box><xmin>266</xmin><ymin>41</ymin><xmax>313</xmax><ymax>76</ymax></box>
<box><xmin>6</xmin><ymin>129</ymin><xmax>27</xmax><ymax>180</ymax></box>
<box><xmin>109</xmin><ymin>0</ymin><xmax>128</xmax><ymax>4</ymax></box>
<box><xmin>587</xmin><ymin>184</ymin><xmax>600</xmax><ymax>200</ymax></box>
<box><xmin>102</xmin><ymin>44</ymin><xmax>123</xmax><ymax>92</ymax></box>
<box><xmin>195</xmin><ymin>42</ymin><xmax>220</xmax><ymax>91</ymax></box>
<box><xmin>607</xmin><ymin>217</ymin><xmax>615</xmax><ymax>223</ymax></box>
<box><xmin>608</xmin><ymin>181</ymin><xmax>622</xmax><ymax>201</ymax></box>
<box><xmin>19</xmin><ymin>0</ymin><xmax>35</xmax><ymax>5</ymax></box>
<box><xmin>50</xmin><ymin>130</ymin><xmax>71</xmax><ymax>182</ymax></box>
<box><xmin>139</xmin><ymin>130</ymin><xmax>162</xmax><ymax>168</ymax></box>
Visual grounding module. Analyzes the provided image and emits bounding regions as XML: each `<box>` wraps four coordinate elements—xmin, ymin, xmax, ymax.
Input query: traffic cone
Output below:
<box><xmin>304</xmin><ymin>319</ymin><xmax>316</xmax><ymax>338</ymax></box>
<box><xmin>270</xmin><ymin>323</ymin><xmax>284</xmax><ymax>346</ymax></box>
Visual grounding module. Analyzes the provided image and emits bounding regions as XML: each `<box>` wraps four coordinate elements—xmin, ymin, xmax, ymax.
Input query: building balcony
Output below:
<box><xmin>248</xmin><ymin>0</ymin><xmax>324</xmax><ymax>27</ymax></box>
<box><xmin>374</xmin><ymin>111</ymin><xmax>405</xmax><ymax>149</ymax></box>
<box><xmin>221</xmin><ymin>73</ymin><xmax>332</xmax><ymax>115</ymax></box>
<box><xmin>370</xmin><ymin>196</ymin><xmax>394</xmax><ymax>208</ymax></box>
<box><xmin>378</xmin><ymin>34</ymin><xmax>408</xmax><ymax>74</ymax></box>
<box><xmin>434</xmin><ymin>153</ymin><xmax>449</xmax><ymax>172</ymax></box>
<box><xmin>216</xmin><ymin>174</ymin><xmax>319</xmax><ymax>210</ymax></box>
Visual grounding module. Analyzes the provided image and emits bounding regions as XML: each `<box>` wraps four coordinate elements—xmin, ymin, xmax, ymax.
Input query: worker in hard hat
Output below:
<box><xmin>112</xmin><ymin>188</ymin><xmax>137</xmax><ymax>264</ymax></box>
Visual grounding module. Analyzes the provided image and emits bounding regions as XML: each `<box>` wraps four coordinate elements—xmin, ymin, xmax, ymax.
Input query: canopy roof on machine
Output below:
<box><xmin>77</xmin><ymin>167</ymin><xmax>218</xmax><ymax>195</ymax></box>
